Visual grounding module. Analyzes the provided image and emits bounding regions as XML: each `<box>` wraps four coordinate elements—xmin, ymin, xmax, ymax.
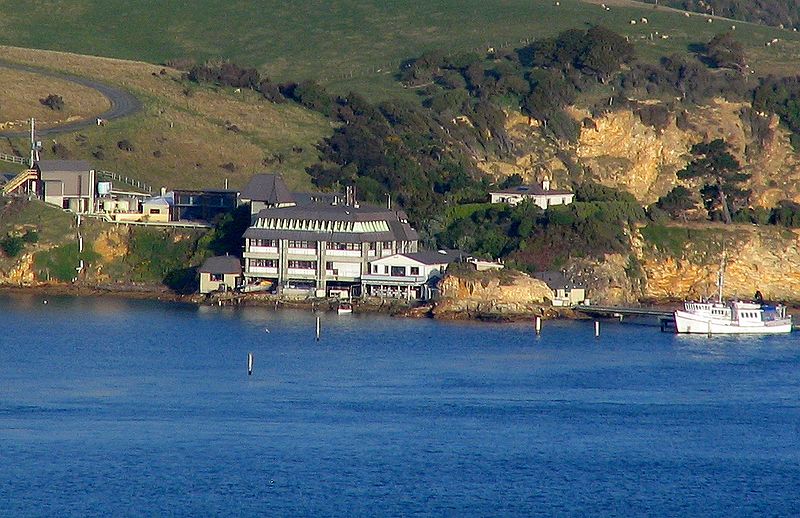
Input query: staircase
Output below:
<box><xmin>2</xmin><ymin>169</ymin><xmax>37</xmax><ymax>196</ymax></box>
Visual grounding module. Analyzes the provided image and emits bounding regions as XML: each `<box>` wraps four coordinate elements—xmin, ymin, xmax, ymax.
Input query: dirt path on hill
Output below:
<box><xmin>0</xmin><ymin>60</ymin><xmax>141</xmax><ymax>138</ymax></box>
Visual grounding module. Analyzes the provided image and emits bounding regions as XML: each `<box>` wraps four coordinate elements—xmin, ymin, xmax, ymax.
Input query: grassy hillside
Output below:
<box><xmin>0</xmin><ymin>67</ymin><xmax>109</xmax><ymax>131</ymax></box>
<box><xmin>0</xmin><ymin>47</ymin><xmax>331</xmax><ymax>191</ymax></box>
<box><xmin>0</xmin><ymin>0</ymin><xmax>798</xmax><ymax>98</ymax></box>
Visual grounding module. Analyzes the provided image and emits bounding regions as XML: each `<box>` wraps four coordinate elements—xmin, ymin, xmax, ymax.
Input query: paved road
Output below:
<box><xmin>0</xmin><ymin>60</ymin><xmax>142</xmax><ymax>138</ymax></box>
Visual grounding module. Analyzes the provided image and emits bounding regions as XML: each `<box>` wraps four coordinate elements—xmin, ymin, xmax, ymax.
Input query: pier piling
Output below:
<box><xmin>316</xmin><ymin>316</ymin><xmax>321</xmax><ymax>342</ymax></box>
<box><xmin>247</xmin><ymin>352</ymin><xmax>253</xmax><ymax>375</ymax></box>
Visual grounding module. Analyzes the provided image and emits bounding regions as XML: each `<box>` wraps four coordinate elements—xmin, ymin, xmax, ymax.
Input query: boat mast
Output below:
<box><xmin>717</xmin><ymin>250</ymin><xmax>726</xmax><ymax>303</ymax></box>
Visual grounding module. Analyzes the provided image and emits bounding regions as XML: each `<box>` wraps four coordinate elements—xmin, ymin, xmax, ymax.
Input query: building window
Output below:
<box><xmin>391</xmin><ymin>266</ymin><xmax>405</xmax><ymax>277</ymax></box>
<box><xmin>372</xmin><ymin>265</ymin><xmax>379</xmax><ymax>273</ymax></box>
<box><xmin>369</xmin><ymin>242</ymin><xmax>377</xmax><ymax>250</ymax></box>
<box><xmin>383</xmin><ymin>241</ymin><xmax>392</xmax><ymax>249</ymax></box>
<box><xmin>249</xmin><ymin>259</ymin><xmax>276</xmax><ymax>268</ymax></box>
<box><xmin>288</xmin><ymin>240</ymin><xmax>315</xmax><ymax>249</ymax></box>
<box><xmin>210</xmin><ymin>273</ymin><xmax>223</xmax><ymax>282</ymax></box>
<box><xmin>410</xmin><ymin>267</ymin><xmax>419</xmax><ymax>275</ymax></box>
<box><xmin>326</xmin><ymin>242</ymin><xmax>359</xmax><ymax>251</ymax></box>
<box><xmin>252</xmin><ymin>239</ymin><xmax>276</xmax><ymax>247</ymax></box>
<box><xmin>326</xmin><ymin>262</ymin><xmax>334</xmax><ymax>270</ymax></box>
<box><xmin>384</xmin><ymin>266</ymin><xmax>389</xmax><ymax>274</ymax></box>
<box><xmin>288</xmin><ymin>260</ymin><xmax>316</xmax><ymax>269</ymax></box>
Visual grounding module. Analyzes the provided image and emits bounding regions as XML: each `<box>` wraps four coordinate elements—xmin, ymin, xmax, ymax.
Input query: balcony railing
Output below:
<box><xmin>325</xmin><ymin>249</ymin><xmax>362</xmax><ymax>257</ymax></box>
<box><xmin>247</xmin><ymin>266</ymin><xmax>278</xmax><ymax>274</ymax></box>
<box><xmin>248</xmin><ymin>245</ymin><xmax>278</xmax><ymax>254</ymax></box>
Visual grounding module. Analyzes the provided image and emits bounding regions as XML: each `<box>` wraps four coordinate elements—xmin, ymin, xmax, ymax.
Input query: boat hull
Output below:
<box><xmin>674</xmin><ymin>310</ymin><xmax>792</xmax><ymax>334</ymax></box>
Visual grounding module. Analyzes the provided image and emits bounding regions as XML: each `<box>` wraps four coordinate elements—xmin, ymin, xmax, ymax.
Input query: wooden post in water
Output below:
<box><xmin>535</xmin><ymin>316</ymin><xmax>542</xmax><ymax>335</ymax></box>
<box><xmin>316</xmin><ymin>316</ymin><xmax>321</xmax><ymax>342</ymax></box>
<box><xmin>595</xmin><ymin>321</ymin><xmax>600</xmax><ymax>337</ymax></box>
<box><xmin>247</xmin><ymin>352</ymin><xmax>254</xmax><ymax>376</ymax></box>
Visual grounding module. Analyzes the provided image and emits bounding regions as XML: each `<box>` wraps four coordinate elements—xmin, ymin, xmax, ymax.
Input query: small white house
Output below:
<box><xmin>199</xmin><ymin>255</ymin><xmax>243</xmax><ymax>294</ymax></box>
<box><xmin>489</xmin><ymin>180</ymin><xmax>574</xmax><ymax>209</ymax></box>
<box><xmin>362</xmin><ymin>250</ymin><xmax>463</xmax><ymax>301</ymax></box>
<box><xmin>533</xmin><ymin>271</ymin><xmax>586</xmax><ymax>307</ymax></box>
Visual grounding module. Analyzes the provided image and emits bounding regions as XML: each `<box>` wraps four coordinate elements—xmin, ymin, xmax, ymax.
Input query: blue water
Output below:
<box><xmin>1</xmin><ymin>294</ymin><xmax>799</xmax><ymax>516</ymax></box>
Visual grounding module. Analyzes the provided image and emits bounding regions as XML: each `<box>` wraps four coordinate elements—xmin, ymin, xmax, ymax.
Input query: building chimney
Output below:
<box><xmin>542</xmin><ymin>179</ymin><xmax>550</xmax><ymax>191</ymax></box>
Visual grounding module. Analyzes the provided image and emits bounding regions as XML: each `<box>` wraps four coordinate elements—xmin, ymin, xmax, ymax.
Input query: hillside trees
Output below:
<box><xmin>636</xmin><ymin>0</ymin><xmax>800</xmax><ymax>29</ymax></box>
<box><xmin>704</xmin><ymin>32</ymin><xmax>745</xmax><ymax>70</ymax></box>
<box><xmin>677</xmin><ymin>139</ymin><xmax>750</xmax><ymax>223</ymax></box>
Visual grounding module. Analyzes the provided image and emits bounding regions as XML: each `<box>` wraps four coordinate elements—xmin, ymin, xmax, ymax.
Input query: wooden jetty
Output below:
<box><xmin>574</xmin><ymin>305</ymin><xmax>676</xmax><ymax>331</ymax></box>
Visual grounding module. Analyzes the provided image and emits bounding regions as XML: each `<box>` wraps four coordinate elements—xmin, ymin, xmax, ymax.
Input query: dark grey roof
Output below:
<box><xmin>240</xmin><ymin>174</ymin><xmax>295</xmax><ymax>204</ymax></box>
<box><xmin>35</xmin><ymin>160</ymin><xmax>93</xmax><ymax>173</ymax></box>
<box><xmin>404</xmin><ymin>249</ymin><xmax>464</xmax><ymax>265</ymax></box>
<box><xmin>491</xmin><ymin>184</ymin><xmax>572</xmax><ymax>196</ymax></box>
<box><xmin>533</xmin><ymin>271</ymin><xmax>584</xmax><ymax>290</ymax></box>
<box><xmin>388</xmin><ymin>220</ymin><xmax>418</xmax><ymax>242</ymax></box>
<box><xmin>199</xmin><ymin>256</ymin><xmax>242</xmax><ymax>274</ymax></box>
<box><xmin>254</xmin><ymin>202</ymin><xmax>410</xmax><ymax>223</ymax></box>
<box><xmin>292</xmin><ymin>191</ymin><xmax>340</xmax><ymax>207</ymax></box>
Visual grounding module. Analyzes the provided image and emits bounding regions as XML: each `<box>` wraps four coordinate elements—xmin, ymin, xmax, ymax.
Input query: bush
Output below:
<box><xmin>40</xmin><ymin>94</ymin><xmax>64</xmax><ymax>111</ymax></box>
<box><xmin>117</xmin><ymin>139</ymin><xmax>135</xmax><ymax>152</ymax></box>
<box><xmin>0</xmin><ymin>235</ymin><xmax>24</xmax><ymax>257</ymax></box>
<box><xmin>22</xmin><ymin>230</ymin><xmax>38</xmax><ymax>244</ymax></box>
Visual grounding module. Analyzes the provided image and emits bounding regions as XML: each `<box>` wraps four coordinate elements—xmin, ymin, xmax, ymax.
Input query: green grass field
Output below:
<box><xmin>1</xmin><ymin>0</ymin><xmax>798</xmax><ymax>97</ymax></box>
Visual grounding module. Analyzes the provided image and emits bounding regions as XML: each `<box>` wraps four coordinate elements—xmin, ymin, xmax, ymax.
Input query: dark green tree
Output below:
<box><xmin>705</xmin><ymin>32</ymin><xmax>745</xmax><ymax>70</ymax></box>
<box><xmin>655</xmin><ymin>186</ymin><xmax>697</xmax><ymax>219</ymax></box>
<box><xmin>677</xmin><ymin>139</ymin><xmax>750</xmax><ymax>223</ymax></box>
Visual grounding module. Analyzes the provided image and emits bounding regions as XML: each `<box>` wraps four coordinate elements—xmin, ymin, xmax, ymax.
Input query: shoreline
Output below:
<box><xmin>11</xmin><ymin>283</ymin><xmax>786</xmax><ymax>323</ymax></box>
<box><xmin>0</xmin><ymin>282</ymin><xmax>580</xmax><ymax>322</ymax></box>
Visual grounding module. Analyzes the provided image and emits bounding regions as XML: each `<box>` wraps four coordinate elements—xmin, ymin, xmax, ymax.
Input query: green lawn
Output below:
<box><xmin>1</xmin><ymin>0</ymin><xmax>798</xmax><ymax>97</ymax></box>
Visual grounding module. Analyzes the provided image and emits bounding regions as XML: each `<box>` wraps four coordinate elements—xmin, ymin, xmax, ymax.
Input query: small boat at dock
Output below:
<box><xmin>673</xmin><ymin>253</ymin><xmax>791</xmax><ymax>334</ymax></box>
<box><xmin>337</xmin><ymin>302</ymin><xmax>353</xmax><ymax>315</ymax></box>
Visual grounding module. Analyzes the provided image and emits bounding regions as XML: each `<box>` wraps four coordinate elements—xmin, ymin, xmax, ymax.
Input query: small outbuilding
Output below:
<box><xmin>489</xmin><ymin>179</ymin><xmax>574</xmax><ymax>209</ymax></box>
<box><xmin>198</xmin><ymin>255</ymin><xmax>243</xmax><ymax>294</ymax></box>
<box><xmin>533</xmin><ymin>271</ymin><xmax>586</xmax><ymax>307</ymax></box>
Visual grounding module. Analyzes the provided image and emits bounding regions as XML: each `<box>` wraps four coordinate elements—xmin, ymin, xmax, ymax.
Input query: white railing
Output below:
<box><xmin>287</xmin><ymin>268</ymin><xmax>315</xmax><ymax>276</ymax></box>
<box><xmin>248</xmin><ymin>246</ymin><xmax>278</xmax><ymax>254</ymax></box>
<box><xmin>0</xmin><ymin>152</ymin><xmax>26</xmax><ymax>165</ymax></box>
<box><xmin>247</xmin><ymin>266</ymin><xmax>278</xmax><ymax>274</ymax></box>
<box><xmin>361</xmin><ymin>273</ymin><xmax>427</xmax><ymax>284</ymax></box>
<box><xmin>287</xmin><ymin>248</ymin><xmax>316</xmax><ymax>256</ymax></box>
<box><xmin>326</xmin><ymin>249</ymin><xmax>361</xmax><ymax>257</ymax></box>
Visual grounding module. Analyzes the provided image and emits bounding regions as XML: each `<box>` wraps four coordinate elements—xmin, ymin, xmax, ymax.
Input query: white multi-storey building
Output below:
<box><xmin>242</xmin><ymin>187</ymin><xmax>419</xmax><ymax>296</ymax></box>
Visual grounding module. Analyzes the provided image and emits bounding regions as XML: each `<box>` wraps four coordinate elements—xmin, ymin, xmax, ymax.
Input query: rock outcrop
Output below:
<box><xmin>433</xmin><ymin>269</ymin><xmax>554</xmax><ymax>320</ymax></box>
<box><xmin>638</xmin><ymin>224</ymin><xmax>800</xmax><ymax>302</ymax></box>
<box><xmin>485</xmin><ymin>100</ymin><xmax>800</xmax><ymax>207</ymax></box>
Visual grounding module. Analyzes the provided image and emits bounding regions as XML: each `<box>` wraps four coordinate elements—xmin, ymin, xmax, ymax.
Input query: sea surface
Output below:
<box><xmin>1</xmin><ymin>293</ymin><xmax>799</xmax><ymax>517</ymax></box>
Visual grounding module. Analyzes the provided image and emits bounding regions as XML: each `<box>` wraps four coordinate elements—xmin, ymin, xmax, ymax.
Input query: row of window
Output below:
<box><xmin>249</xmin><ymin>259</ymin><xmax>277</xmax><ymax>268</ymax></box>
<box><xmin>371</xmin><ymin>265</ymin><xmax>420</xmax><ymax>276</ymax></box>
<box><xmin>248</xmin><ymin>239</ymin><xmax>397</xmax><ymax>250</ymax></box>
<box><xmin>250</xmin><ymin>239</ymin><xmax>277</xmax><ymax>247</ymax></box>
<box><xmin>249</xmin><ymin>259</ymin><xmax>342</xmax><ymax>271</ymax></box>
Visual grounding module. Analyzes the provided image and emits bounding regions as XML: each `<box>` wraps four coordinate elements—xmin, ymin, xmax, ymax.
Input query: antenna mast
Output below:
<box><xmin>29</xmin><ymin>118</ymin><xmax>36</xmax><ymax>167</ymax></box>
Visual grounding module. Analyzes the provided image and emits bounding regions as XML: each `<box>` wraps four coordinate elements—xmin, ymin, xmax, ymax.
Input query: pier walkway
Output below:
<box><xmin>574</xmin><ymin>305</ymin><xmax>676</xmax><ymax>331</ymax></box>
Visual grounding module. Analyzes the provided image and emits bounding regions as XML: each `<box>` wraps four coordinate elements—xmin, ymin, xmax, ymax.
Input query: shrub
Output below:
<box><xmin>40</xmin><ymin>94</ymin><xmax>64</xmax><ymax>111</ymax></box>
<box><xmin>117</xmin><ymin>139</ymin><xmax>135</xmax><ymax>152</ymax></box>
<box><xmin>0</xmin><ymin>235</ymin><xmax>24</xmax><ymax>257</ymax></box>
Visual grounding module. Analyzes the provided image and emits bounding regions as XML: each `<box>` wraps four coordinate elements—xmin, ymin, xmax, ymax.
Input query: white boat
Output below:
<box><xmin>673</xmin><ymin>254</ymin><xmax>791</xmax><ymax>334</ymax></box>
<box><xmin>674</xmin><ymin>300</ymin><xmax>792</xmax><ymax>334</ymax></box>
<box><xmin>337</xmin><ymin>302</ymin><xmax>353</xmax><ymax>315</ymax></box>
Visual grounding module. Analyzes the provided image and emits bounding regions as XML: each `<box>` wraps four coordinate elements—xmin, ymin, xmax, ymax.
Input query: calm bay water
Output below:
<box><xmin>1</xmin><ymin>293</ymin><xmax>799</xmax><ymax>516</ymax></box>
